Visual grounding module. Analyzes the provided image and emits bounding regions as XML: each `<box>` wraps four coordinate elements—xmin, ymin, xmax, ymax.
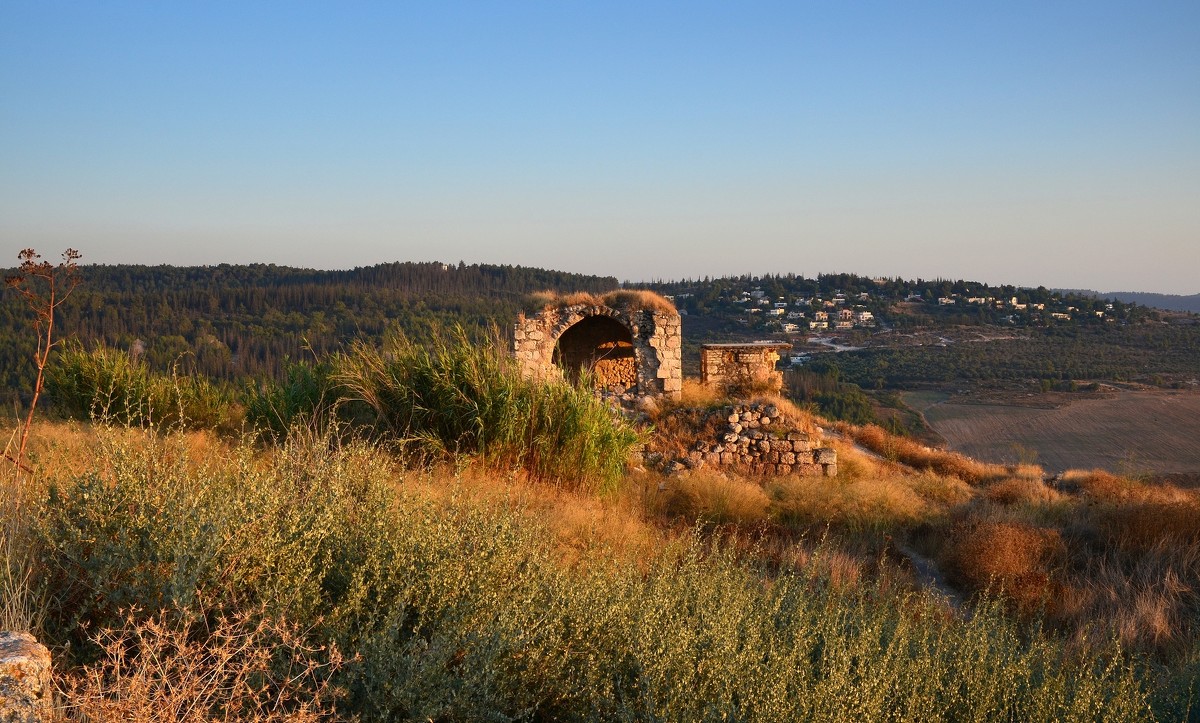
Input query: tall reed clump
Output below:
<box><xmin>336</xmin><ymin>329</ymin><xmax>642</xmax><ymax>494</ymax></box>
<box><xmin>47</xmin><ymin>342</ymin><xmax>236</xmax><ymax>432</ymax></box>
<box><xmin>243</xmin><ymin>359</ymin><xmax>342</xmax><ymax>443</ymax></box>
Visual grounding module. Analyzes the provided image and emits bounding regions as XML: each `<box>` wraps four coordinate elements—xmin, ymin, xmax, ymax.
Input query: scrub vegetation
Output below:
<box><xmin>3</xmin><ymin>332</ymin><xmax>1199</xmax><ymax>720</ymax></box>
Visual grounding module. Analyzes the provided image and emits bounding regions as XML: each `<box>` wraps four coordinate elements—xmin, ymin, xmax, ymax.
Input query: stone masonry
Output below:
<box><xmin>515</xmin><ymin>303</ymin><xmax>683</xmax><ymax>400</ymax></box>
<box><xmin>700</xmin><ymin>343</ymin><xmax>791</xmax><ymax>394</ymax></box>
<box><xmin>680</xmin><ymin>402</ymin><xmax>837</xmax><ymax>477</ymax></box>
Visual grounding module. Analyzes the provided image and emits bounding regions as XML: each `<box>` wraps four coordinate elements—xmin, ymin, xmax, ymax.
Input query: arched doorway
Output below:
<box><xmin>552</xmin><ymin>315</ymin><xmax>638</xmax><ymax>393</ymax></box>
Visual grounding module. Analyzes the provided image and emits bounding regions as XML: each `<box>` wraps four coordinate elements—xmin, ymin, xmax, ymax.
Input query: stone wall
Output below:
<box><xmin>514</xmin><ymin>303</ymin><xmax>682</xmax><ymax>400</ymax></box>
<box><xmin>700</xmin><ymin>343</ymin><xmax>791</xmax><ymax>394</ymax></box>
<box><xmin>678</xmin><ymin>402</ymin><xmax>837</xmax><ymax>477</ymax></box>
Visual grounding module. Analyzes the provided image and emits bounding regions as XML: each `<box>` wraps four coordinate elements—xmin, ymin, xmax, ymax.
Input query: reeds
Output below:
<box><xmin>48</xmin><ymin>342</ymin><xmax>237</xmax><ymax>432</ymax></box>
<box><xmin>335</xmin><ymin>328</ymin><xmax>643</xmax><ymax>494</ymax></box>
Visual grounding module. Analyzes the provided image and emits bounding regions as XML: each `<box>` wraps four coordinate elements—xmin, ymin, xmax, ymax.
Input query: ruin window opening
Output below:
<box><xmin>552</xmin><ymin>315</ymin><xmax>638</xmax><ymax>392</ymax></box>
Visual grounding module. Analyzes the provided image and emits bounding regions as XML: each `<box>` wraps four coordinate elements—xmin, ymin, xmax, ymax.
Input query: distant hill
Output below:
<box><xmin>1102</xmin><ymin>292</ymin><xmax>1200</xmax><ymax>314</ymax></box>
<box><xmin>1060</xmin><ymin>289</ymin><xmax>1200</xmax><ymax>314</ymax></box>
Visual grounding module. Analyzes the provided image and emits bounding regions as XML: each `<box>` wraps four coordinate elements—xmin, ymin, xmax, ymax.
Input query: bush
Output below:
<box><xmin>47</xmin><ymin>342</ymin><xmax>236</xmax><ymax>431</ymax></box>
<box><xmin>243</xmin><ymin>359</ymin><xmax>342</xmax><ymax>443</ymax></box>
<box><xmin>336</xmin><ymin>328</ymin><xmax>643</xmax><ymax>494</ymax></box>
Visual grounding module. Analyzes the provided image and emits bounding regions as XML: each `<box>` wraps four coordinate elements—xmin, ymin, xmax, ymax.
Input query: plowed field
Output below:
<box><xmin>915</xmin><ymin>389</ymin><xmax>1200</xmax><ymax>475</ymax></box>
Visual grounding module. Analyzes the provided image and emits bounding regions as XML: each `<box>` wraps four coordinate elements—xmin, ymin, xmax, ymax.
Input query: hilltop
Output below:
<box><xmin>3</xmin><ymin>330</ymin><xmax>1198</xmax><ymax>718</ymax></box>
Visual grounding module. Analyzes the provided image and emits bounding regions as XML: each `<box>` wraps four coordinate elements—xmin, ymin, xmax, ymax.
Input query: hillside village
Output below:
<box><xmin>653</xmin><ymin>273</ymin><xmax>1157</xmax><ymax>341</ymax></box>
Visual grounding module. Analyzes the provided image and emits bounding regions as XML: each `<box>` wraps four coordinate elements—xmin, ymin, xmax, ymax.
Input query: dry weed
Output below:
<box><xmin>943</xmin><ymin>518</ymin><xmax>1066</xmax><ymax>615</ymax></box>
<box><xmin>851</xmin><ymin>424</ymin><xmax>1011</xmax><ymax>484</ymax></box>
<box><xmin>61</xmin><ymin>609</ymin><xmax>345</xmax><ymax>722</ymax></box>
<box><xmin>661</xmin><ymin>470</ymin><xmax>772</xmax><ymax>525</ymax></box>
<box><xmin>985</xmin><ymin>476</ymin><xmax>1064</xmax><ymax>506</ymax></box>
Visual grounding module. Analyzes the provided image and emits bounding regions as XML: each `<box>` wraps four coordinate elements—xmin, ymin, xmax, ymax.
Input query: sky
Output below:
<box><xmin>1</xmin><ymin>2</ymin><xmax>1197</xmax><ymax>293</ymax></box>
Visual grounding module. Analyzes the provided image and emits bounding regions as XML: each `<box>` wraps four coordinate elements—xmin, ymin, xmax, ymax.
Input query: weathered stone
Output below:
<box><xmin>727</xmin><ymin>413</ymin><xmax>741</xmax><ymax>424</ymax></box>
<box><xmin>0</xmin><ymin>632</ymin><xmax>52</xmax><ymax>723</ymax></box>
<box><xmin>760</xmin><ymin>416</ymin><xmax>771</xmax><ymax>426</ymax></box>
<box><xmin>722</xmin><ymin>432</ymin><xmax>739</xmax><ymax>444</ymax></box>
<box><xmin>814</xmin><ymin>447</ymin><xmax>837</xmax><ymax>465</ymax></box>
<box><xmin>756</xmin><ymin>439</ymin><xmax>770</xmax><ymax>453</ymax></box>
<box><xmin>767</xmin><ymin>451</ymin><xmax>780</xmax><ymax>464</ymax></box>
<box><xmin>781</xmin><ymin>452</ymin><xmax>796</xmax><ymax>465</ymax></box>
<box><xmin>778</xmin><ymin>464</ymin><xmax>792</xmax><ymax>475</ymax></box>
<box><xmin>823</xmin><ymin>464</ymin><xmax>838</xmax><ymax>477</ymax></box>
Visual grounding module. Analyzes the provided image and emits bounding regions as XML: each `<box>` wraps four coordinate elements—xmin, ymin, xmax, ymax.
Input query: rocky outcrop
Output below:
<box><xmin>0</xmin><ymin>632</ymin><xmax>52</xmax><ymax>723</ymax></box>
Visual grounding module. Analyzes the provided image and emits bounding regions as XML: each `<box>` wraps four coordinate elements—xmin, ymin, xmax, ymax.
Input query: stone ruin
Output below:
<box><xmin>678</xmin><ymin>402</ymin><xmax>837</xmax><ymax>477</ymax></box>
<box><xmin>700</xmin><ymin>342</ymin><xmax>792</xmax><ymax>394</ymax></box>
<box><xmin>514</xmin><ymin>300</ymin><xmax>682</xmax><ymax>401</ymax></box>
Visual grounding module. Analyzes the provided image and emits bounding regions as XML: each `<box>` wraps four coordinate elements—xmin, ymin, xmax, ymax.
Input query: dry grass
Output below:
<box><xmin>984</xmin><ymin>476</ymin><xmax>1065</xmax><ymax>506</ymax></box>
<box><xmin>395</xmin><ymin>460</ymin><xmax>667</xmax><ymax>571</ymax></box>
<box><xmin>848</xmin><ymin>423</ymin><xmax>1012</xmax><ymax>484</ymax></box>
<box><xmin>942</xmin><ymin>518</ymin><xmax>1066</xmax><ymax>615</ymax></box>
<box><xmin>525</xmin><ymin>289</ymin><xmax>678</xmax><ymax>316</ymax></box>
<box><xmin>678</xmin><ymin>378</ymin><xmax>724</xmax><ymax>407</ymax></box>
<box><xmin>659</xmin><ymin>470</ymin><xmax>773</xmax><ymax>525</ymax></box>
<box><xmin>1093</xmin><ymin>500</ymin><xmax>1200</xmax><ymax>553</ymax></box>
<box><xmin>61</xmin><ymin>609</ymin><xmax>345</xmax><ymax>722</ymax></box>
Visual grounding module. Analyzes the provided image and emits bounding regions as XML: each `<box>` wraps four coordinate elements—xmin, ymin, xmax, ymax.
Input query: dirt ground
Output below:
<box><xmin>907</xmin><ymin>389</ymin><xmax>1200</xmax><ymax>476</ymax></box>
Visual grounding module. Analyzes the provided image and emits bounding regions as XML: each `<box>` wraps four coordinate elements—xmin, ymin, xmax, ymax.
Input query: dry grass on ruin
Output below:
<box><xmin>524</xmin><ymin>289</ymin><xmax>678</xmax><ymax>315</ymax></box>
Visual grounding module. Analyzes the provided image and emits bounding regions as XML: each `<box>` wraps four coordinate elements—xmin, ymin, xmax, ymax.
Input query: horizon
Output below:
<box><xmin>2</xmin><ymin>2</ymin><xmax>1198</xmax><ymax>295</ymax></box>
<box><xmin>10</xmin><ymin>254</ymin><xmax>1197</xmax><ymax>298</ymax></box>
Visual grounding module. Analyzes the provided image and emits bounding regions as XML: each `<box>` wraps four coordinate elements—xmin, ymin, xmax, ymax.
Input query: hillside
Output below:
<box><xmin>4</xmin><ymin>334</ymin><xmax>1199</xmax><ymax>718</ymax></box>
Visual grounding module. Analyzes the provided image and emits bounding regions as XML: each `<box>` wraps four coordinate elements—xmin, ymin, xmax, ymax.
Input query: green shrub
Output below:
<box><xmin>336</xmin><ymin>328</ymin><xmax>642</xmax><ymax>494</ymax></box>
<box><xmin>47</xmin><ymin>342</ymin><xmax>236</xmax><ymax>431</ymax></box>
<box><xmin>243</xmin><ymin>359</ymin><xmax>342</xmax><ymax>443</ymax></box>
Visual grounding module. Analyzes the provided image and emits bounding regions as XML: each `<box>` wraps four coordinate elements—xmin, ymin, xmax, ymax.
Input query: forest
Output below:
<box><xmin>0</xmin><ymin>260</ymin><xmax>617</xmax><ymax>407</ymax></box>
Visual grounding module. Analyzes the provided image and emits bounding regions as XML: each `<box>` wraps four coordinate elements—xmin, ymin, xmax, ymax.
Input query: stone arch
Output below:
<box><xmin>551</xmin><ymin>314</ymin><xmax>638</xmax><ymax>391</ymax></box>
<box><xmin>513</xmin><ymin>302</ymin><xmax>682</xmax><ymax>400</ymax></box>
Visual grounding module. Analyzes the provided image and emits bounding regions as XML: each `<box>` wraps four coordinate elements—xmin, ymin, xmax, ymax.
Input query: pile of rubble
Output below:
<box><xmin>678</xmin><ymin>403</ymin><xmax>837</xmax><ymax>477</ymax></box>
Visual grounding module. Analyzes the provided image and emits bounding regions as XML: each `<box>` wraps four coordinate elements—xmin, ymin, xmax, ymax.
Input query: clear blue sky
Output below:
<box><xmin>2</xmin><ymin>1</ymin><xmax>1197</xmax><ymax>293</ymax></box>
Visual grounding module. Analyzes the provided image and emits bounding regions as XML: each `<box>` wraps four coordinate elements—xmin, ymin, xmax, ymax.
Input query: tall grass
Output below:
<box><xmin>336</xmin><ymin>328</ymin><xmax>642</xmax><ymax>494</ymax></box>
<box><xmin>47</xmin><ymin>342</ymin><xmax>237</xmax><ymax>432</ymax></box>
<box><xmin>22</xmin><ymin>427</ymin><xmax>1165</xmax><ymax>720</ymax></box>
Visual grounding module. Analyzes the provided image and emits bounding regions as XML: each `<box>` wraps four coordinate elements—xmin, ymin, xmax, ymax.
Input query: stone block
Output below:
<box><xmin>814</xmin><ymin>447</ymin><xmax>837</xmax><ymax>465</ymax></box>
<box><xmin>781</xmin><ymin>452</ymin><xmax>795</xmax><ymax>465</ymax></box>
<box><xmin>0</xmin><ymin>632</ymin><xmax>52</xmax><ymax>723</ymax></box>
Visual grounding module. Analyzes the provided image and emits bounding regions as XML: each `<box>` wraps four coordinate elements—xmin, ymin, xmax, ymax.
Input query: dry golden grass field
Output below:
<box><xmin>912</xmin><ymin>388</ymin><xmax>1200</xmax><ymax>475</ymax></box>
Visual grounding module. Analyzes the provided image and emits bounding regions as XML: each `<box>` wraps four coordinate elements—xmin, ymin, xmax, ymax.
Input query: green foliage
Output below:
<box><xmin>336</xmin><ymin>328</ymin><xmax>642</xmax><ymax>494</ymax></box>
<box><xmin>28</xmin><ymin>430</ymin><xmax>1164</xmax><ymax>720</ymax></box>
<box><xmin>0</xmin><ymin>261</ymin><xmax>619</xmax><ymax>407</ymax></box>
<box><xmin>243</xmin><ymin>359</ymin><xmax>341</xmax><ymax>442</ymax></box>
<box><xmin>47</xmin><ymin>342</ymin><xmax>237</xmax><ymax>431</ymax></box>
<box><xmin>786</xmin><ymin>364</ymin><xmax>878</xmax><ymax>425</ymax></box>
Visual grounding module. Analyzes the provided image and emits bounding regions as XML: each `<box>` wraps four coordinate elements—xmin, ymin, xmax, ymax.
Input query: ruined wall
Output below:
<box><xmin>700</xmin><ymin>343</ymin><xmax>791</xmax><ymax>394</ymax></box>
<box><xmin>679</xmin><ymin>402</ymin><xmax>837</xmax><ymax>477</ymax></box>
<box><xmin>514</xmin><ymin>303</ymin><xmax>682</xmax><ymax>400</ymax></box>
